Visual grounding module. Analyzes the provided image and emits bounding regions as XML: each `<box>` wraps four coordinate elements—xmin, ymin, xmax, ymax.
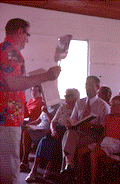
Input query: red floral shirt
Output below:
<box><xmin>0</xmin><ymin>37</ymin><xmax>26</xmax><ymax>127</ymax></box>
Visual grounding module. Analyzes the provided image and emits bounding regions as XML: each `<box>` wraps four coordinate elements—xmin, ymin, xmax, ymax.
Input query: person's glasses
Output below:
<box><xmin>24</xmin><ymin>31</ymin><xmax>31</xmax><ymax>38</ymax></box>
<box><xmin>31</xmin><ymin>89</ymin><xmax>39</xmax><ymax>93</ymax></box>
<box><xmin>64</xmin><ymin>94</ymin><xmax>74</xmax><ymax>98</ymax></box>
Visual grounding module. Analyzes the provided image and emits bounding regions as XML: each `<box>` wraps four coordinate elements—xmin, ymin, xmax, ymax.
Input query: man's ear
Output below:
<box><xmin>17</xmin><ymin>28</ymin><xmax>23</xmax><ymax>38</ymax></box>
<box><xmin>96</xmin><ymin>85</ymin><xmax>100</xmax><ymax>95</ymax></box>
<box><xmin>97</xmin><ymin>85</ymin><xmax>100</xmax><ymax>91</ymax></box>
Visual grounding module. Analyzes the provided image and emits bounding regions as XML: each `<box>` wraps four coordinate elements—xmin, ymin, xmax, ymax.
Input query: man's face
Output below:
<box><xmin>85</xmin><ymin>78</ymin><xmax>99</xmax><ymax>99</ymax></box>
<box><xmin>18</xmin><ymin>27</ymin><xmax>30</xmax><ymax>50</ymax></box>
<box><xmin>110</xmin><ymin>100</ymin><xmax>120</xmax><ymax>114</ymax></box>
<box><xmin>111</xmin><ymin>103</ymin><xmax>120</xmax><ymax>114</ymax></box>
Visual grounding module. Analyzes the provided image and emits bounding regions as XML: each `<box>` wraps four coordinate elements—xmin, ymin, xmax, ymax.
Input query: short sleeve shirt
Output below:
<box><xmin>0</xmin><ymin>37</ymin><xmax>26</xmax><ymax>127</ymax></box>
<box><xmin>24</xmin><ymin>97</ymin><xmax>44</xmax><ymax>122</ymax></box>
<box><xmin>103</xmin><ymin>114</ymin><xmax>120</xmax><ymax>140</ymax></box>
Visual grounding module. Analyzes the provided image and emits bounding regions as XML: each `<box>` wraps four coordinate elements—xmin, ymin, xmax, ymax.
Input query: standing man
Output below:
<box><xmin>61</xmin><ymin>76</ymin><xmax>110</xmax><ymax>176</ymax></box>
<box><xmin>0</xmin><ymin>18</ymin><xmax>60</xmax><ymax>184</ymax></box>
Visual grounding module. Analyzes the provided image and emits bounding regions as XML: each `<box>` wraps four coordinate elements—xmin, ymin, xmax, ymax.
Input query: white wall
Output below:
<box><xmin>0</xmin><ymin>3</ymin><xmax>120</xmax><ymax>100</ymax></box>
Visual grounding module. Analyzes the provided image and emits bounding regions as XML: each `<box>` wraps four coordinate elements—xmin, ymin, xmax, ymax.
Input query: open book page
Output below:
<box><xmin>109</xmin><ymin>154</ymin><xmax>120</xmax><ymax>161</ymax></box>
<box><xmin>41</xmin><ymin>80</ymin><xmax>61</xmax><ymax>107</ymax></box>
<box><xmin>68</xmin><ymin>113</ymin><xmax>97</xmax><ymax>127</ymax></box>
<box><xmin>26</xmin><ymin>125</ymin><xmax>45</xmax><ymax>131</ymax></box>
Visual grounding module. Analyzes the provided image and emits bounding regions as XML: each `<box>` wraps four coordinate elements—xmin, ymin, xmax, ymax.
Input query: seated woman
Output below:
<box><xmin>77</xmin><ymin>95</ymin><xmax>120</xmax><ymax>184</ymax></box>
<box><xmin>20</xmin><ymin>85</ymin><xmax>44</xmax><ymax>170</ymax></box>
<box><xmin>20</xmin><ymin>103</ymin><xmax>60</xmax><ymax>172</ymax></box>
<box><xmin>25</xmin><ymin>88</ymin><xmax>80</xmax><ymax>182</ymax></box>
<box><xmin>24</xmin><ymin>85</ymin><xmax>44</xmax><ymax>122</ymax></box>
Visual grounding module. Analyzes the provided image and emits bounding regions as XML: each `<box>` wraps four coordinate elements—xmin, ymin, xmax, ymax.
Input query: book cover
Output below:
<box><xmin>68</xmin><ymin>113</ymin><xmax>97</xmax><ymax>127</ymax></box>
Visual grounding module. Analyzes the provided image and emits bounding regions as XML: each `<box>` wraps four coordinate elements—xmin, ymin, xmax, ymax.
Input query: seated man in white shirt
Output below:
<box><xmin>60</xmin><ymin>76</ymin><xmax>110</xmax><ymax>179</ymax></box>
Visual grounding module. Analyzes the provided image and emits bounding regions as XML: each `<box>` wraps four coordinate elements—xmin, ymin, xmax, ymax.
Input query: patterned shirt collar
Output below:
<box><xmin>4</xmin><ymin>37</ymin><xmax>19</xmax><ymax>49</ymax></box>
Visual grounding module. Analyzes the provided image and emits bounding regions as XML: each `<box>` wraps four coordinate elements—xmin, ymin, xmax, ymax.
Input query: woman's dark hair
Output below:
<box><xmin>5</xmin><ymin>18</ymin><xmax>30</xmax><ymax>35</ymax></box>
<box><xmin>30</xmin><ymin>85</ymin><xmax>41</xmax><ymax>93</ymax></box>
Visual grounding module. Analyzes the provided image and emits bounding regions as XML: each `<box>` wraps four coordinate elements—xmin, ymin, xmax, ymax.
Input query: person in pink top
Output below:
<box><xmin>24</xmin><ymin>85</ymin><xmax>44</xmax><ymax>122</ymax></box>
<box><xmin>77</xmin><ymin>95</ymin><xmax>120</xmax><ymax>184</ymax></box>
<box><xmin>20</xmin><ymin>85</ymin><xmax>44</xmax><ymax>167</ymax></box>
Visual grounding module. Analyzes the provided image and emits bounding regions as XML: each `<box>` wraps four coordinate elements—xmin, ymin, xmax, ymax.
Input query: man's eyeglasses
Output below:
<box><xmin>24</xmin><ymin>31</ymin><xmax>31</xmax><ymax>38</ymax></box>
<box><xmin>31</xmin><ymin>89</ymin><xmax>39</xmax><ymax>93</ymax></box>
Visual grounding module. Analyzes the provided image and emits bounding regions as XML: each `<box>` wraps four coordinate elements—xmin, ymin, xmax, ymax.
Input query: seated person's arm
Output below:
<box><xmin>50</xmin><ymin>120</ymin><xmax>59</xmax><ymax>139</ymax></box>
<box><xmin>95</xmin><ymin>127</ymin><xmax>105</xmax><ymax>148</ymax></box>
<box><xmin>24</xmin><ymin>102</ymin><xmax>29</xmax><ymax>118</ymax></box>
<box><xmin>42</xmin><ymin>105</ymin><xmax>53</xmax><ymax>121</ymax></box>
<box><xmin>28</xmin><ymin>116</ymin><xmax>41</xmax><ymax>125</ymax></box>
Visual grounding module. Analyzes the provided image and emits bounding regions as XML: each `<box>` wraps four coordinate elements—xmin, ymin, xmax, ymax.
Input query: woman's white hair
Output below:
<box><xmin>65</xmin><ymin>88</ymin><xmax>80</xmax><ymax>99</ymax></box>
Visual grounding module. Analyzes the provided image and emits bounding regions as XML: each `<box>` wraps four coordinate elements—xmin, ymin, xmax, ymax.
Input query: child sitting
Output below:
<box><xmin>77</xmin><ymin>95</ymin><xmax>120</xmax><ymax>184</ymax></box>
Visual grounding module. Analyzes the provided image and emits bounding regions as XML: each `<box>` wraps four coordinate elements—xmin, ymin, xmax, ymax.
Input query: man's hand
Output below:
<box><xmin>51</xmin><ymin>130</ymin><xmax>59</xmax><ymax>139</ymax></box>
<box><xmin>47</xmin><ymin>66</ymin><xmax>61</xmax><ymax>81</ymax></box>
<box><xmin>41</xmin><ymin>105</ymin><xmax>48</xmax><ymax>113</ymax></box>
<box><xmin>64</xmin><ymin>119</ymin><xmax>73</xmax><ymax>128</ymax></box>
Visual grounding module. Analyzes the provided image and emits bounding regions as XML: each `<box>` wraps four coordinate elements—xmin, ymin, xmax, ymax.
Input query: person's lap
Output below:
<box><xmin>0</xmin><ymin>126</ymin><xmax>21</xmax><ymax>184</ymax></box>
<box><xmin>62</xmin><ymin>129</ymin><xmax>96</xmax><ymax>156</ymax></box>
<box><xmin>36</xmin><ymin>135</ymin><xmax>62</xmax><ymax>160</ymax></box>
<box><xmin>28</xmin><ymin>128</ymin><xmax>50</xmax><ymax>142</ymax></box>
